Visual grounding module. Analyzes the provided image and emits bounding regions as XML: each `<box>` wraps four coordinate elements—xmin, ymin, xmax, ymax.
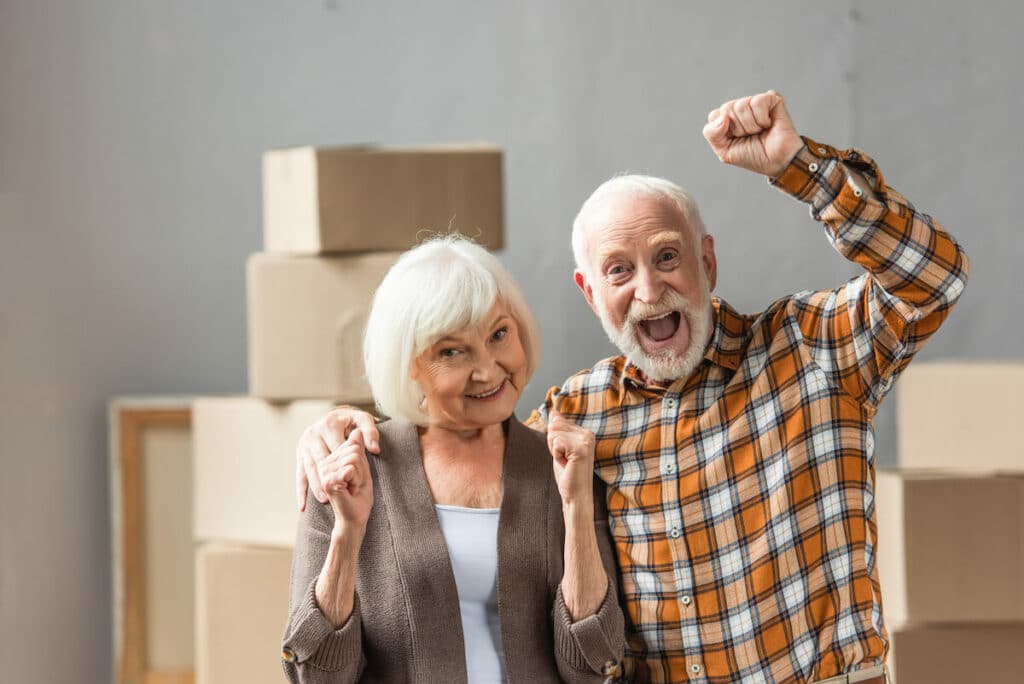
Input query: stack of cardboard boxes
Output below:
<box><xmin>877</xmin><ymin>362</ymin><xmax>1024</xmax><ymax>683</ymax></box>
<box><xmin>191</xmin><ymin>143</ymin><xmax>504</xmax><ymax>684</ymax></box>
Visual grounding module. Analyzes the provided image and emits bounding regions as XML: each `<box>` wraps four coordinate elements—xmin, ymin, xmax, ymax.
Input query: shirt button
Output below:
<box><xmin>808</xmin><ymin>162</ymin><xmax>819</xmax><ymax>172</ymax></box>
<box><xmin>282</xmin><ymin>647</ymin><xmax>297</xmax><ymax>663</ymax></box>
<box><xmin>669</xmin><ymin>527</ymin><xmax>681</xmax><ymax>539</ymax></box>
<box><xmin>665</xmin><ymin>397</ymin><xmax>677</xmax><ymax>408</ymax></box>
<box><xmin>852</xmin><ymin>186</ymin><xmax>864</xmax><ymax>197</ymax></box>
<box><xmin>817</xmin><ymin>146</ymin><xmax>827</xmax><ymax>154</ymax></box>
<box><xmin>691</xmin><ymin>663</ymin><xmax>703</xmax><ymax>675</ymax></box>
<box><xmin>663</xmin><ymin>463</ymin><xmax>676</xmax><ymax>473</ymax></box>
<box><xmin>681</xmin><ymin>595</ymin><xmax>692</xmax><ymax>606</ymax></box>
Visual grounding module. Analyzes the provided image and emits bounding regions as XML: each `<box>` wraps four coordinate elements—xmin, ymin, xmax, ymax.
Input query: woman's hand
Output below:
<box><xmin>313</xmin><ymin>430</ymin><xmax>372</xmax><ymax>629</ymax></box>
<box><xmin>318</xmin><ymin>429</ymin><xmax>374</xmax><ymax>532</ymax></box>
<box><xmin>549</xmin><ymin>409</ymin><xmax>608</xmax><ymax>622</ymax></box>
<box><xmin>547</xmin><ymin>409</ymin><xmax>596</xmax><ymax>508</ymax></box>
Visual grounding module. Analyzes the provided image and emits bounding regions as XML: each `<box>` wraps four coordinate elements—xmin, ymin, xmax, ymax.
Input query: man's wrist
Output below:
<box><xmin>770</xmin><ymin>137</ymin><xmax>807</xmax><ymax>180</ymax></box>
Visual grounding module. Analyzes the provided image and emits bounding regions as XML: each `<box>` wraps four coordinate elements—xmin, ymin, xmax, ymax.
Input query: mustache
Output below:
<box><xmin>624</xmin><ymin>290</ymin><xmax>692</xmax><ymax>325</ymax></box>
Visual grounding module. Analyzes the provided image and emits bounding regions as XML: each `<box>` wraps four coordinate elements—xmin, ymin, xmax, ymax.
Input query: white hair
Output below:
<box><xmin>363</xmin><ymin>234</ymin><xmax>541</xmax><ymax>426</ymax></box>
<box><xmin>571</xmin><ymin>174</ymin><xmax>707</xmax><ymax>279</ymax></box>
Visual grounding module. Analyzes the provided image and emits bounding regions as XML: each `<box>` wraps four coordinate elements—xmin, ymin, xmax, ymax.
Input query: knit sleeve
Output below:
<box><xmin>281</xmin><ymin>489</ymin><xmax>366</xmax><ymax>682</ymax></box>
<box><xmin>552</xmin><ymin>484</ymin><xmax>626</xmax><ymax>682</ymax></box>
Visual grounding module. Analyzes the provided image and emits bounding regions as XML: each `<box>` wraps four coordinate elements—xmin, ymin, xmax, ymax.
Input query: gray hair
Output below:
<box><xmin>571</xmin><ymin>174</ymin><xmax>707</xmax><ymax>279</ymax></box>
<box><xmin>363</xmin><ymin>234</ymin><xmax>541</xmax><ymax>425</ymax></box>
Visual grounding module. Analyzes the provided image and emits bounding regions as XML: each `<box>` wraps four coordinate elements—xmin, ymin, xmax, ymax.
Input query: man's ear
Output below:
<box><xmin>701</xmin><ymin>234</ymin><xmax>718</xmax><ymax>291</ymax></box>
<box><xmin>574</xmin><ymin>270</ymin><xmax>600</xmax><ymax>315</ymax></box>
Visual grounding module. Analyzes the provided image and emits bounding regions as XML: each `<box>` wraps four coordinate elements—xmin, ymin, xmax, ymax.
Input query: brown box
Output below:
<box><xmin>247</xmin><ymin>252</ymin><xmax>398</xmax><ymax>401</ymax></box>
<box><xmin>897</xmin><ymin>361</ymin><xmax>1024</xmax><ymax>472</ymax></box>
<box><xmin>888</xmin><ymin>624</ymin><xmax>1024</xmax><ymax>683</ymax></box>
<box><xmin>193</xmin><ymin>397</ymin><xmax>338</xmax><ymax>546</ymax></box>
<box><xmin>875</xmin><ymin>470</ymin><xmax>1024</xmax><ymax>625</ymax></box>
<box><xmin>262</xmin><ymin>143</ymin><xmax>504</xmax><ymax>254</ymax></box>
<box><xmin>195</xmin><ymin>543</ymin><xmax>293</xmax><ymax>684</ymax></box>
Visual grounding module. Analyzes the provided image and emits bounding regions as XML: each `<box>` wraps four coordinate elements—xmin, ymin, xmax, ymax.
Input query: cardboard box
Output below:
<box><xmin>875</xmin><ymin>470</ymin><xmax>1024</xmax><ymax>625</ymax></box>
<box><xmin>263</xmin><ymin>143</ymin><xmax>504</xmax><ymax>253</ymax></box>
<box><xmin>897</xmin><ymin>361</ymin><xmax>1024</xmax><ymax>472</ymax></box>
<box><xmin>247</xmin><ymin>252</ymin><xmax>398</xmax><ymax>401</ymax></box>
<box><xmin>195</xmin><ymin>543</ymin><xmax>293</xmax><ymax>684</ymax></box>
<box><xmin>888</xmin><ymin>624</ymin><xmax>1024</xmax><ymax>683</ymax></box>
<box><xmin>193</xmin><ymin>397</ymin><xmax>341</xmax><ymax>546</ymax></box>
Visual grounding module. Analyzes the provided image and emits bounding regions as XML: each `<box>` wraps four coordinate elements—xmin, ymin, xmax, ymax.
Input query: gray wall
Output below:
<box><xmin>1</xmin><ymin>2</ymin><xmax>1019</xmax><ymax>682</ymax></box>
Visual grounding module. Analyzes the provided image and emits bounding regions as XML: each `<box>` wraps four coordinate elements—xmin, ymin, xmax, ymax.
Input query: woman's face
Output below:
<box><xmin>411</xmin><ymin>300</ymin><xmax>527</xmax><ymax>432</ymax></box>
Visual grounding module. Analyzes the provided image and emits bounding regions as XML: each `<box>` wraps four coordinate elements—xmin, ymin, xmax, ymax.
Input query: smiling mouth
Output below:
<box><xmin>466</xmin><ymin>378</ymin><xmax>507</xmax><ymax>399</ymax></box>
<box><xmin>637</xmin><ymin>312</ymin><xmax>681</xmax><ymax>342</ymax></box>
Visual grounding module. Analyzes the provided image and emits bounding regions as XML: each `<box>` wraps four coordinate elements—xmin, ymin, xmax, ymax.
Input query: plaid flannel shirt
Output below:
<box><xmin>528</xmin><ymin>137</ymin><xmax>969</xmax><ymax>683</ymax></box>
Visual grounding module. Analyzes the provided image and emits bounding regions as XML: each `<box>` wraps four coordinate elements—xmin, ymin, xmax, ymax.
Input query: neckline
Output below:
<box><xmin>434</xmin><ymin>503</ymin><xmax>501</xmax><ymax>514</ymax></box>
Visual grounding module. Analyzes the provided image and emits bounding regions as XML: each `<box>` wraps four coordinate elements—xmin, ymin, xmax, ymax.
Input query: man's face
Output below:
<box><xmin>574</xmin><ymin>192</ymin><xmax>717</xmax><ymax>383</ymax></box>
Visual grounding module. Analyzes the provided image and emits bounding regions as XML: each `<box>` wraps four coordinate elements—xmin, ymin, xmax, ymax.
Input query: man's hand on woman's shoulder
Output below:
<box><xmin>296</xmin><ymin>406</ymin><xmax>380</xmax><ymax>510</ymax></box>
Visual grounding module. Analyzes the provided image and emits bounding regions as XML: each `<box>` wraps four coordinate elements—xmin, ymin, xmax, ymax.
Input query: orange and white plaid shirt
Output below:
<box><xmin>528</xmin><ymin>138</ymin><xmax>969</xmax><ymax>683</ymax></box>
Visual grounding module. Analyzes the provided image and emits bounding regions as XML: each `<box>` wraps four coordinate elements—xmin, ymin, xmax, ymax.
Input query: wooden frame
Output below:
<box><xmin>110</xmin><ymin>399</ymin><xmax>193</xmax><ymax>684</ymax></box>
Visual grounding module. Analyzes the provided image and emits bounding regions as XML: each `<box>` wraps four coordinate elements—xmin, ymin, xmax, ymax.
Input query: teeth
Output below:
<box><xmin>468</xmin><ymin>380</ymin><xmax>504</xmax><ymax>398</ymax></box>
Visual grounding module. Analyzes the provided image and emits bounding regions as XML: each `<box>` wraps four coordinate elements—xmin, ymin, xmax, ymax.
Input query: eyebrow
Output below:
<box><xmin>489</xmin><ymin>314</ymin><xmax>511</xmax><ymax>329</ymax></box>
<box><xmin>597</xmin><ymin>232</ymin><xmax>688</xmax><ymax>265</ymax></box>
<box><xmin>645</xmin><ymin>231</ymin><xmax>687</xmax><ymax>249</ymax></box>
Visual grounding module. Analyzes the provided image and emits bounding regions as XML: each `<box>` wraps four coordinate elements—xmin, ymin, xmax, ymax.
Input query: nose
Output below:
<box><xmin>633</xmin><ymin>265</ymin><xmax>665</xmax><ymax>305</ymax></box>
<box><xmin>470</xmin><ymin>351</ymin><xmax>500</xmax><ymax>384</ymax></box>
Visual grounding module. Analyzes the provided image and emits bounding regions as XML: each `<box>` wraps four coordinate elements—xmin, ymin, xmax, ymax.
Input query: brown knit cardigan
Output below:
<box><xmin>282</xmin><ymin>416</ymin><xmax>625</xmax><ymax>683</ymax></box>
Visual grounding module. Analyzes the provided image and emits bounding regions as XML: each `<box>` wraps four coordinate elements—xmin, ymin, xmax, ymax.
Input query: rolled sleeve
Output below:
<box><xmin>771</xmin><ymin>136</ymin><xmax>884</xmax><ymax>210</ymax></box>
<box><xmin>282</xmin><ymin>488</ymin><xmax>366</xmax><ymax>683</ymax></box>
<box><xmin>553</xmin><ymin>579</ymin><xmax>625</xmax><ymax>682</ymax></box>
<box><xmin>284</xmin><ymin>579</ymin><xmax>364</xmax><ymax>668</ymax></box>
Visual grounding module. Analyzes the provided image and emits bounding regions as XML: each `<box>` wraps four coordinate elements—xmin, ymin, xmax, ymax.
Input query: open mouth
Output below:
<box><xmin>637</xmin><ymin>311</ymin><xmax>681</xmax><ymax>343</ymax></box>
<box><xmin>466</xmin><ymin>378</ymin><xmax>507</xmax><ymax>399</ymax></box>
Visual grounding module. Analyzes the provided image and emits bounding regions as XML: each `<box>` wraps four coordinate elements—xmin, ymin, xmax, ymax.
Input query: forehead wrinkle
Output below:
<box><xmin>588</xmin><ymin>192</ymin><xmax>692</xmax><ymax>240</ymax></box>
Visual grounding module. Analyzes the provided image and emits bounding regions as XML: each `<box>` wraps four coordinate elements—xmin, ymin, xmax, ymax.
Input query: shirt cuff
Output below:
<box><xmin>770</xmin><ymin>136</ymin><xmax>886</xmax><ymax>213</ymax></box>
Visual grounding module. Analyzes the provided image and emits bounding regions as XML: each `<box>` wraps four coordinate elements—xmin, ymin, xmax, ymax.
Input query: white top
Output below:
<box><xmin>435</xmin><ymin>504</ymin><xmax>505</xmax><ymax>683</ymax></box>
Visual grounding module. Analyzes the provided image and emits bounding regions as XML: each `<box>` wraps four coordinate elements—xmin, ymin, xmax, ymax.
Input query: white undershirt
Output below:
<box><xmin>435</xmin><ymin>504</ymin><xmax>505</xmax><ymax>683</ymax></box>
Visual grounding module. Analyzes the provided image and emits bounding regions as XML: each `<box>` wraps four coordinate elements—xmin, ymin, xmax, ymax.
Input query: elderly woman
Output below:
<box><xmin>281</xmin><ymin>236</ymin><xmax>624</xmax><ymax>683</ymax></box>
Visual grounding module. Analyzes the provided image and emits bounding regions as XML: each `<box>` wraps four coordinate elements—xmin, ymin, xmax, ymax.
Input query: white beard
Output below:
<box><xmin>594</xmin><ymin>279</ymin><xmax>713</xmax><ymax>384</ymax></box>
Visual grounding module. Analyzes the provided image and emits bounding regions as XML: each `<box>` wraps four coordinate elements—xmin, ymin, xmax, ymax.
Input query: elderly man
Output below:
<box><xmin>294</xmin><ymin>90</ymin><xmax>968</xmax><ymax>683</ymax></box>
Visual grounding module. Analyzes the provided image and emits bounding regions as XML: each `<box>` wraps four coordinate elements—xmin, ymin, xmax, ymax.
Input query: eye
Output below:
<box><xmin>491</xmin><ymin>326</ymin><xmax>509</xmax><ymax>342</ymax></box>
<box><xmin>605</xmin><ymin>263</ymin><xmax>631</xmax><ymax>281</ymax></box>
<box><xmin>439</xmin><ymin>348</ymin><xmax>461</xmax><ymax>359</ymax></box>
<box><xmin>658</xmin><ymin>249</ymin><xmax>679</xmax><ymax>263</ymax></box>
